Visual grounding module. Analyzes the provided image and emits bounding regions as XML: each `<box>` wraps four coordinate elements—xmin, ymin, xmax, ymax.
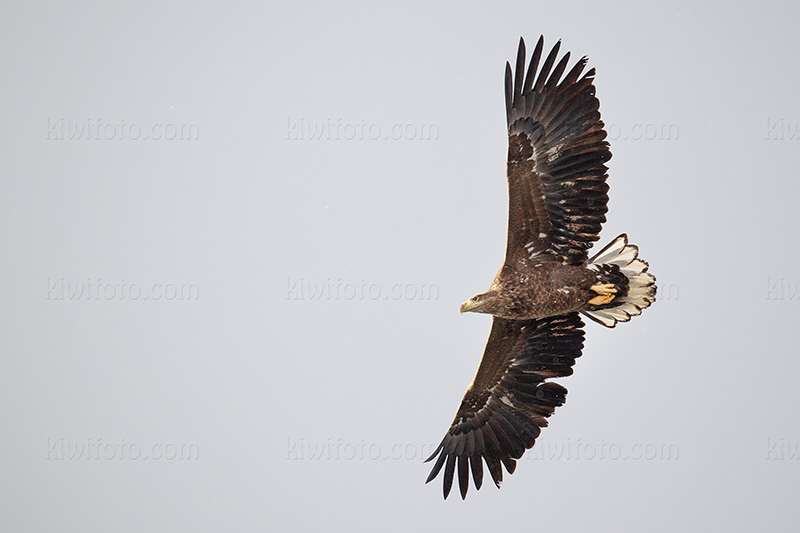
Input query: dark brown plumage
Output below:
<box><xmin>425</xmin><ymin>36</ymin><xmax>657</xmax><ymax>499</ymax></box>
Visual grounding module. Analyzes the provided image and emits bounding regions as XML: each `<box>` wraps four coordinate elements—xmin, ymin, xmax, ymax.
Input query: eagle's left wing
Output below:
<box><xmin>425</xmin><ymin>313</ymin><xmax>585</xmax><ymax>499</ymax></box>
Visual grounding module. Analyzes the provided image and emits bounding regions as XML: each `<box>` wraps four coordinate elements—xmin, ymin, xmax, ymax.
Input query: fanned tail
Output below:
<box><xmin>582</xmin><ymin>234</ymin><xmax>656</xmax><ymax>328</ymax></box>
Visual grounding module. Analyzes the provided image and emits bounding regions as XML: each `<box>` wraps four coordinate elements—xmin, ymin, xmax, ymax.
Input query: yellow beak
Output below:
<box><xmin>460</xmin><ymin>300</ymin><xmax>476</xmax><ymax>314</ymax></box>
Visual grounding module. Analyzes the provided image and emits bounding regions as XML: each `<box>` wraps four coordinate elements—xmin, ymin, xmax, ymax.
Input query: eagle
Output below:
<box><xmin>425</xmin><ymin>36</ymin><xmax>657</xmax><ymax>499</ymax></box>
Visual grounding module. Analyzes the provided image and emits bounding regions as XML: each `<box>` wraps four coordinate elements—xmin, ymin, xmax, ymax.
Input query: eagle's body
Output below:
<box><xmin>425</xmin><ymin>36</ymin><xmax>657</xmax><ymax>499</ymax></box>
<box><xmin>479</xmin><ymin>261</ymin><xmax>596</xmax><ymax>320</ymax></box>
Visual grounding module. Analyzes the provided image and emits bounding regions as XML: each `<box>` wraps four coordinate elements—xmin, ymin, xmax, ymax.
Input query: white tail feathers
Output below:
<box><xmin>582</xmin><ymin>234</ymin><xmax>656</xmax><ymax>328</ymax></box>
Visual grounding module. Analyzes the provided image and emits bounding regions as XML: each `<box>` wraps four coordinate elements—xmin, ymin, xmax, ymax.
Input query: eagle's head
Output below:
<box><xmin>459</xmin><ymin>290</ymin><xmax>501</xmax><ymax>315</ymax></box>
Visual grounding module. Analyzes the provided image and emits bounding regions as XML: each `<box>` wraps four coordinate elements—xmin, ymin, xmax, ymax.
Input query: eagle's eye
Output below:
<box><xmin>471</xmin><ymin>295</ymin><xmax>480</xmax><ymax>302</ymax></box>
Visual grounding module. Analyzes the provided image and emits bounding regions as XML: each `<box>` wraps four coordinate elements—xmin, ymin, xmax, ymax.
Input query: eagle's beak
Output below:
<box><xmin>460</xmin><ymin>300</ymin><xmax>475</xmax><ymax>314</ymax></box>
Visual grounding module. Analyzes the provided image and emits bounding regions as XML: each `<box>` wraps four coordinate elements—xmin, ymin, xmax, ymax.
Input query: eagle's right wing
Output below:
<box><xmin>425</xmin><ymin>313</ymin><xmax>585</xmax><ymax>499</ymax></box>
<box><xmin>504</xmin><ymin>36</ymin><xmax>611</xmax><ymax>266</ymax></box>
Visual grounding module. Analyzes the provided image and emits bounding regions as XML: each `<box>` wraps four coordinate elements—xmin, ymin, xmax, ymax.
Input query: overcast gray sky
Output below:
<box><xmin>2</xmin><ymin>1</ymin><xmax>799</xmax><ymax>531</ymax></box>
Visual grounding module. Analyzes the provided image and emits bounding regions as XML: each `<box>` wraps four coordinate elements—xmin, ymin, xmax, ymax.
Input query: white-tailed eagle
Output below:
<box><xmin>425</xmin><ymin>36</ymin><xmax>657</xmax><ymax>499</ymax></box>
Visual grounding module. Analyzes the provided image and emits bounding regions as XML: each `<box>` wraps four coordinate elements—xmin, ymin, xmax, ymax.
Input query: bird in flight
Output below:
<box><xmin>425</xmin><ymin>36</ymin><xmax>657</xmax><ymax>499</ymax></box>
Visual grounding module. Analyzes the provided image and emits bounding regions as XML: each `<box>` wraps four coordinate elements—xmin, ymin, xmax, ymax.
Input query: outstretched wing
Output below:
<box><xmin>504</xmin><ymin>36</ymin><xmax>611</xmax><ymax>266</ymax></box>
<box><xmin>425</xmin><ymin>313</ymin><xmax>585</xmax><ymax>499</ymax></box>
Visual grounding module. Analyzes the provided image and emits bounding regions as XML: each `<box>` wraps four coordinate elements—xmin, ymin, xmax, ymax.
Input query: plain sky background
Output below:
<box><xmin>2</xmin><ymin>1</ymin><xmax>799</xmax><ymax>531</ymax></box>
